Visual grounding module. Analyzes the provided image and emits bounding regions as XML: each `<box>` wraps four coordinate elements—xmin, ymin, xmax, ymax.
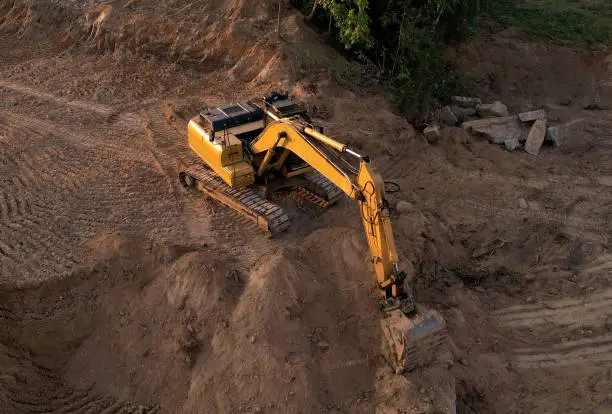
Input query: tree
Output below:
<box><xmin>318</xmin><ymin>0</ymin><xmax>373</xmax><ymax>49</ymax></box>
<box><xmin>306</xmin><ymin>0</ymin><xmax>318</xmax><ymax>21</ymax></box>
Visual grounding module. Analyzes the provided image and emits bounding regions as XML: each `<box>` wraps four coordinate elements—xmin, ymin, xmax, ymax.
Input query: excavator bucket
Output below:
<box><xmin>381</xmin><ymin>307</ymin><xmax>448</xmax><ymax>374</ymax></box>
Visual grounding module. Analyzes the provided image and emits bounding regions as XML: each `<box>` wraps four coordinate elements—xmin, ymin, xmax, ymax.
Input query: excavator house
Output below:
<box><xmin>179</xmin><ymin>92</ymin><xmax>447</xmax><ymax>373</ymax></box>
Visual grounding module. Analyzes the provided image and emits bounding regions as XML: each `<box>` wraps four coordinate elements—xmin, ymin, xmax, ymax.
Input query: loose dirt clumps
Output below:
<box><xmin>1</xmin><ymin>0</ymin><xmax>612</xmax><ymax>413</ymax></box>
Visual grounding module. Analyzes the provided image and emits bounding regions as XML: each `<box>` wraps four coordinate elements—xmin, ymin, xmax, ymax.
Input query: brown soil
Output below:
<box><xmin>1</xmin><ymin>1</ymin><xmax>611</xmax><ymax>413</ymax></box>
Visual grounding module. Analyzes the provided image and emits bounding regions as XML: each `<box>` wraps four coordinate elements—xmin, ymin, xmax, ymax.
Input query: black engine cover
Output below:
<box><xmin>200</xmin><ymin>102</ymin><xmax>264</xmax><ymax>132</ymax></box>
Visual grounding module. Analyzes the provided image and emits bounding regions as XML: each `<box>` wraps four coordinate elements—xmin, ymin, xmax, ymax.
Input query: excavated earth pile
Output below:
<box><xmin>1</xmin><ymin>0</ymin><xmax>612</xmax><ymax>413</ymax></box>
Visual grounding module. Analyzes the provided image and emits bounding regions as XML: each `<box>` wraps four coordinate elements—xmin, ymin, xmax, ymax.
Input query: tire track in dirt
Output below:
<box><xmin>0</xmin><ymin>135</ymin><xmax>89</xmax><ymax>282</ymax></box>
<box><xmin>1</xmin><ymin>373</ymin><xmax>158</xmax><ymax>414</ymax></box>
<box><xmin>0</xmin><ymin>106</ymin><xmax>184</xmax><ymax>285</ymax></box>
<box><xmin>446</xmin><ymin>198</ymin><xmax>609</xmax><ymax>242</ymax></box>
<box><xmin>0</xmin><ymin>189</ymin><xmax>31</xmax><ymax>221</ymax></box>
<box><xmin>582</xmin><ymin>254</ymin><xmax>612</xmax><ymax>278</ymax></box>
<box><xmin>512</xmin><ymin>334</ymin><xmax>612</xmax><ymax>368</ymax></box>
<box><xmin>494</xmin><ymin>251</ymin><xmax>612</xmax><ymax>370</ymax></box>
<box><xmin>0</xmin><ymin>109</ymin><xmax>144</xmax><ymax>160</ymax></box>
<box><xmin>0</xmin><ymin>80</ymin><xmax>138</xmax><ymax>125</ymax></box>
<box><xmin>494</xmin><ymin>289</ymin><xmax>612</xmax><ymax>330</ymax></box>
<box><xmin>1</xmin><ymin>325</ymin><xmax>159</xmax><ymax>413</ymax></box>
<box><xmin>0</xmin><ymin>217</ymin><xmax>79</xmax><ymax>282</ymax></box>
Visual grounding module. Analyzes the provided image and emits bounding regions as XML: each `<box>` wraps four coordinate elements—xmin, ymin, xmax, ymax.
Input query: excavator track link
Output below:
<box><xmin>295</xmin><ymin>186</ymin><xmax>331</xmax><ymax>209</ymax></box>
<box><xmin>179</xmin><ymin>158</ymin><xmax>290</xmax><ymax>235</ymax></box>
<box><xmin>302</xmin><ymin>171</ymin><xmax>344</xmax><ymax>205</ymax></box>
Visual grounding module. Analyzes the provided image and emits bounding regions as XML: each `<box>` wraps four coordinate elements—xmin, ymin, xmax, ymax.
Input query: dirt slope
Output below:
<box><xmin>1</xmin><ymin>1</ymin><xmax>612</xmax><ymax>413</ymax></box>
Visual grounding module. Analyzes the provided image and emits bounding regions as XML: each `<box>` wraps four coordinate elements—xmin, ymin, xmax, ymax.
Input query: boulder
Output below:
<box><xmin>396</xmin><ymin>201</ymin><xmax>415</xmax><ymax>214</ymax></box>
<box><xmin>452</xmin><ymin>96</ymin><xmax>482</xmax><ymax>108</ymax></box>
<box><xmin>476</xmin><ymin>101</ymin><xmax>510</xmax><ymax>118</ymax></box>
<box><xmin>451</xmin><ymin>105</ymin><xmax>477</xmax><ymax>122</ymax></box>
<box><xmin>440</xmin><ymin>106</ymin><xmax>458</xmax><ymax>126</ymax></box>
<box><xmin>441</xmin><ymin>127</ymin><xmax>471</xmax><ymax>145</ymax></box>
<box><xmin>462</xmin><ymin>116</ymin><xmax>524</xmax><ymax>144</ymax></box>
<box><xmin>518</xmin><ymin>110</ymin><xmax>546</xmax><ymax>122</ymax></box>
<box><xmin>524</xmin><ymin>119</ymin><xmax>547</xmax><ymax>155</ymax></box>
<box><xmin>504</xmin><ymin>136</ymin><xmax>520</xmax><ymax>152</ymax></box>
<box><xmin>424</xmin><ymin>125</ymin><xmax>442</xmax><ymax>144</ymax></box>
<box><xmin>545</xmin><ymin>125</ymin><xmax>561</xmax><ymax>147</ymax></box>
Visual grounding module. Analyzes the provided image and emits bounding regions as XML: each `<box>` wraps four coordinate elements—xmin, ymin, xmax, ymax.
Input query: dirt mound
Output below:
<box><xmin>0</xmin><ymin>227</ymin><xmax>449</xmax><ymax>413</ymax></box>
<box><xmin>80</xmin><ymin>0</ymin><xmax>283</xmax><ymax>82</ymax></box>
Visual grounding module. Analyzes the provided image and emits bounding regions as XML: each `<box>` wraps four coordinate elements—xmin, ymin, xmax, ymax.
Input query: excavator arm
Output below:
<box><xmin>250</xmin><ymin>117</ymin><xmax>413</xmax><ymax>312</ymax></box>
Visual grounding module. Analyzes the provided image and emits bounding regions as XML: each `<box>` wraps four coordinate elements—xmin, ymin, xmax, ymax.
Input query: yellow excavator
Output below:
<box><xmin>178</xmin><ymin>92</ymin><xmax>447</xmax><ymax>373</ymax></box>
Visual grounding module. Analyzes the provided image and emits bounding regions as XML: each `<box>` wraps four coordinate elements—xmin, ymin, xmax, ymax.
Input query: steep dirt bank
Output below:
<box><xmin>1</xmin><ymin>0</ymin><xmax>612</xmax><ymax>413</ymax></box>
<box><xmin>453</xmin><ymin>30</ymin><xmax>612</xmax><ymax>111</ymax></box>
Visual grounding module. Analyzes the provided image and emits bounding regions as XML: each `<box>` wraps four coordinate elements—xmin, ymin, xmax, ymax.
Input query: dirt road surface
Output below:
<box><xmin>1</xmin><ymin>1</ymin><xmax>611</xmax><ymax>413</ymax></box>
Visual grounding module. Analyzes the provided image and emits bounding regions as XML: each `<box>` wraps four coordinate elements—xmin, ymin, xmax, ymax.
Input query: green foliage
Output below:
<box><xmin>381</xmin><ymin>0</ymin><xmax>480</xmax><ymax>114</ymax></box>
<box><xmin>319</xmin><ymin>0</ymin><xmax>374</xmax><ymax>49</ymax></box>
<box><xmin>486</xmin><ymin>1</ymin><xmax>612</xmax><ymax>48</ymax></box>
<box><xmin>389</xmin><ymin>39</ymin><xmax>464</xmax><ymax>115</ymax></box>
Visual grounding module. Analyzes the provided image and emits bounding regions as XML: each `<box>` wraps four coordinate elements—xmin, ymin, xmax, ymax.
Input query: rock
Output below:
<box><xmin>524</xmin><ymin>118</ymin><xmax>547</xmax><ymax>156</ymax></box>
<box><xmin>518</xmin><ymin>110</ymin><xmax>546</xmax><ymax>122</ymax></box>
<box><xmin>526</xmin><ymin>296</ymin><xmax>534</xmax><ymax>303</ymax></box>
<box><xmin>396</xmin><ymin>201</ymin><xmax>414</xmax><ymax>214</ymax></box>
<box><xmin>424</xmin><ymin>125</ymin><xmax>442</xmax><ymax>144</ymax></box>
<box><xmin>451</xmin><ymin>105</ymin><xmax>477</xmax><ymax>122</ymax></box>
<box><xmin>441</xmin><ymin>127</ymin><xmax>471</xmax><ymax>144</ymax></box>
<box><xmin>249</xmin><ymin>335</ymin><xmax>256</xmax><ymax>344</ymax></box>
<box><xmin>524</xmin><ymin>273</ymin><xmax>537</xmax><ymax>282</ymax></box>
<box><xmin>462</xmin><ymin>116</ymin><xmax>524</xmax><ymax>144</ymax></box>
<box><xmin>545</xmin><ymin>125</ymin><xmax>561</xmax><ymax>147</ymax></box>
<box><xmin>386</xmin><ymin>194</ymin><xmax>399</xmax><ymax>210</ymax></box>
<box><xmin>605</xmin><ymin>315</ymin><xmax>612</xmax><ymax>331</ymax></box>
<box><xmin>597</xmin><ymin>176</ymin><xmax>612</xmax><ymax>187</ymax></box>
<box><xmin>440</xmin><ymin>106</ymin><xmax>458</xmax><ymax>126</ymax></box>
<box><xmin>317</xmin><ymin>340</ymin><xmax>330</xmax><ymax>351</ymax></box>
<box><xmin>476</xmin><ymin>101</ymin><xmax>510</xmax><ymax>117</ymax></box>
<box><xmin>584</xmin><ymin>103</ymin><xmax>607</xmax><ymax>110</ymax></box>
<box><xmin>452</xmin><ymin>96</ymin><xmax>482</xmax><ymax>108</ymax></box>
<box><xmin>504</xmin><ymin>136</ymin><xmax>520</xmax><ymax>151</ymax></box>
<box><xmin>518</xmin><ymin>198</ymin><xmax>528</xmax><ymax>209</ymax></box>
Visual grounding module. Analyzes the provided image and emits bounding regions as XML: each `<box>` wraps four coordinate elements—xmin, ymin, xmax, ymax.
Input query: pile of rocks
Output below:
<box><xmin>424</xmin><ymin>97</ymin><xmax>560</xmax><ymax>155</ymax></box>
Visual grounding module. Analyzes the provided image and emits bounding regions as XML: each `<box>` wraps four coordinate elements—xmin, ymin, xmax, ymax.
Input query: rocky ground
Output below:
<box><xmin>1</xmin><ymin>1</ymin><xmax>611</xmax><ymax>413</ymax></box>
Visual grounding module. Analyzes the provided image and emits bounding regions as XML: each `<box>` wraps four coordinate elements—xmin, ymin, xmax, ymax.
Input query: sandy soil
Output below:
<box><xmin>1</xmin><ymin>1</ymin><xmax>611</xmax><ymax>413</ymax></box>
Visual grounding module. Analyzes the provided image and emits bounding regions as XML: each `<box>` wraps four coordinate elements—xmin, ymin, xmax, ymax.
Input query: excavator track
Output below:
<box><xmin>179</xmin><ymin>162</ymin><xmax>290</xmax><ymax>236</ymax></box>
<box><xmin>295</xmin><ymin>186</ymin><xmax>331</xmax><ymax>209</ymax></box>
<box><xmin>302</xmin><ymin>171</ymin><xmax>344</xmax><ymax>206</ymax></box>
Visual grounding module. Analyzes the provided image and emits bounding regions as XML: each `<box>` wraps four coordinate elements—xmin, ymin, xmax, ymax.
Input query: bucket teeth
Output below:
<box><xmin>381</xmin><ymin>307</ymin><xmax>448</xmax><ymax>374</ymax></box>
